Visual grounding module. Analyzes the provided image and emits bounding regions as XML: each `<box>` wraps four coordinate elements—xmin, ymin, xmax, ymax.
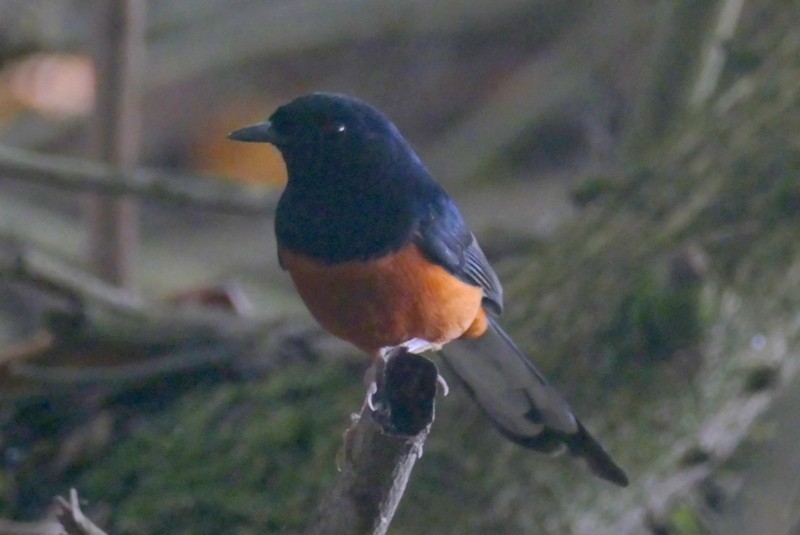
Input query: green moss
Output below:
<box><xmin>77</xmin><ymin>361</ymin><xmax>362</xmax><ymax>535</ymax></box>
<box><xmin>569</xmin><ymin>175</ymin><xmax>619</xmax><ymax>206</ymax></box>
<box><xmin>724</xmin><ymin>45</ymin><xmax>763</xmax><ymax>75</ymax></box>
<box><xmin>606</xmin><ymin>261</ymin><xmax>706</xmax><ymax>366</ymax></box>
<box><xmin>667</xmin><ymin>504</ymin><xmax>706</xmax><ymax>535</ymax></box>
<box><xmin>0</xmin><ymin>472</ymin><xmax>11</xmax><ymax>516</ymax></box>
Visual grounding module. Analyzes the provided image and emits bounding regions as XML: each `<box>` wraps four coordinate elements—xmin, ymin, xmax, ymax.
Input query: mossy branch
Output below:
<box><xmin>309</xmin><ymin>350</ymin><xmax>437</xmax><ymax>535</ymax></box>
<box><xmin>0</xmin><ymin>143</ymin><xmax>276</xmax><ymax>214</ymax></box>
<box><xmin>54</xmin><ymin>489</ymin><xmax>108</xmax><ymax>535</ymax></box>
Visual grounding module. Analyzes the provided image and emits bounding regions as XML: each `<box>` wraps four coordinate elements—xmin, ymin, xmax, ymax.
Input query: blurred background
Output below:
<box><xmin>0</xmin><ymin>0</ymin><xmax>799</xmax><ymax>534</ymax></box>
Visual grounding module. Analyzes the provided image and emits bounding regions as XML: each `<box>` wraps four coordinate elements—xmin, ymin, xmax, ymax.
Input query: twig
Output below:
<box><xmin>688</xmin><ymin>0</ymin><xmax>747</xmax><ymax>107</ymax></box>
<box><xmin>0</xmin><ymin>490</ymin><xmax>107</xmax><ymax>535</ymax></box>
<box><xmin>0</xmin><ymin>144</ymin><xmax>277</xmax><ymax>214</ymax></box>
<box><xmin>0</xmin><ymin>330</ymin><xmax>54</xmax><ymax>367</ymax></box>
<box><xmin>1</xmin><ymin>235</ymin><xmax>261</xmax><ymax>337</ymax></box>
<box><xmin>0</xmin><ymin>235</ymin><xmax>270</xmax><ymax>391</ymax></box>
<box><xmin>3</xmin><ymin>237</ymin><xmax>145</xmax><ymax>317</ymax></box>
<box><xmin>309</xmin><ymin>349</ymin><xmax>437</xmax><ymax>535</ymax></box>
<box><xmin>9</xmin><ymin>340</ymin><xmax>244</xmax><ymax>385</ymax></box>
<box><xmin>0</xmin><ymin>519</ymin><xmax>64</xmax><ymax>535</ymax></box>
<box><xmin>54</xmin><ymin>489</ymin><xmax>108</xmax><ymax>535</ymax></box>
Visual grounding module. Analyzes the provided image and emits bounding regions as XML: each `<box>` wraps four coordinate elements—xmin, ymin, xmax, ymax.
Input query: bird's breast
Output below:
<box><xmin>279</xmin><ymin>244</ymin><xmax>487</xmax><ymax>355</ymax></box>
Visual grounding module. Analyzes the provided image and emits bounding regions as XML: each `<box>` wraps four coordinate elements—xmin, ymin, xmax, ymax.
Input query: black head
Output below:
<box><xmin>229</xmin><ymin>92</ymin><xmax>419</xmax><ymax>186</ymax></box>
<box><xmin>229</xmin><ymin>93</ymin><xmax>446</xmax><ymax>261</ymax></box>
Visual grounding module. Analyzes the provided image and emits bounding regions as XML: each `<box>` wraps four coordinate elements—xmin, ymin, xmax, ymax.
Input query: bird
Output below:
<box><xmin>228</xmin><ymin>92</ymin><xmax>628</xmax><ymax>487</ymax></box>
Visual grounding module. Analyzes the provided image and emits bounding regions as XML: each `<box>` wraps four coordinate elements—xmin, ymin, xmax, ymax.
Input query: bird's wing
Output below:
<box><xmin>413</xmin><ymin>187</ymin><xmax>628</xmax><ymax>486</ymax></box>
<box><xmin>413</xmin><ymin>193</ymin><xmax>503</xmax><ymax>315</ymax></box>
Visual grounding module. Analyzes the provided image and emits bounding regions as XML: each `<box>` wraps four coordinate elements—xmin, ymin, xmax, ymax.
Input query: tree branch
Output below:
<box><xmin>0</xmin><ymin>491</ymin><xmax>105</xmax><ymax>535</ymax></box>
<box><xmin>54</xmin><ymin>489</ymin><xmax>108</xmax><ymax>535</ymax></box>
<box><xmin>0</xmin><ymin>144</ymin><xmax>277</xmax><ymax>214</ymax></box>
<box><xmin>688</xmin><ymin>0</ymin><xmax>747</xmax><ymax>108</ymax></box>
<box><xmin>309</xmin><ymin>349</ymin><xmax>438</xmax><ymax>535</ymax></box>
<box><xmin>0</xmin><ymin>235</ymin><xmax>268</xmax><ymax>392</ymax></box>
<box><xmin>0</xmin><ymin>519</ymin><xmax>64</xmax><ymax>535</ymax></box>
<box><xmin>85</xmin><ymin>0</ymin><xmax>147</xmax><ymax>286</ymax></box>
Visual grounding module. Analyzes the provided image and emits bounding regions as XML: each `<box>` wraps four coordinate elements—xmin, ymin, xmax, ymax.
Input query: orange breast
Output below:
<box><xmin>280</xmin><ymin>244</ymin><xmax>487</xmax><ymax>355</ymax></box>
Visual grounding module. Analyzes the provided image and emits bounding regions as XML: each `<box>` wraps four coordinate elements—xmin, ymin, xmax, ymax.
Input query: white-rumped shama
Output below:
<box><xmin>229</xmin><ymin>93</ymin><xmax>628</xmax><ymax>486</ymax></box>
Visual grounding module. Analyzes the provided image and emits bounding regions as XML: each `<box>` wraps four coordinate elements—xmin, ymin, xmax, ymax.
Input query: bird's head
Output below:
<box><xmin>228</xmin><ymin>93</ymin><xmax>417</xmax><ymax>186</ymax></box>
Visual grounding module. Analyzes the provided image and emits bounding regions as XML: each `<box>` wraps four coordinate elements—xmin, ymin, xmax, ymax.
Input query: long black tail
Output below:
<box><xmin>440</xmin><ymin>317</ymin><xmax>628</xmax><ymax>487</ymax></box>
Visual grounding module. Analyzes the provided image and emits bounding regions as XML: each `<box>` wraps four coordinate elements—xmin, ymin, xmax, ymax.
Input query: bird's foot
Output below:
<box><xmin>398</xmin><ymin>338</ymin><xmax>441</xmax><ymax>354</ymax></box>
<box><xmin>364</xmin><ymin>380</ymin><xmax>378</xmax><ymax>411</ymax></box>
<box><xmin>436</xmin><ymin>373</ymin><xmax>449</xmax><ymax>397</ymax></box>
<box><xmin>381</xmin><ymin>341</ymin><xmax>449</xmax><ymax>397</ymax></box>
<box><xmin>362</xmin><ymin>357</ymin><xmax>384</xmax><ymax>411</ymax></box>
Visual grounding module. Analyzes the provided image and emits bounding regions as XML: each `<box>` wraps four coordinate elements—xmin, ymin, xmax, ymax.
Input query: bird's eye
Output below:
<box><xmin>318</xmin><ymin>118</ymin><xmax>346</xmax><ymax>135</ymax></box>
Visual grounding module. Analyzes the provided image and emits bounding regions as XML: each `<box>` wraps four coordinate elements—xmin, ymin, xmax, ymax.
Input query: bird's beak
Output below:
<box><xmin>227</xmin><ymin>121</ymin><xmax>278</xmax><ymax>144</ymax></box>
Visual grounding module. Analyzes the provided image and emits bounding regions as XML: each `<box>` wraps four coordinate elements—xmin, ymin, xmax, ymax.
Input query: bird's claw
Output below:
<box><xmin>365</xmin><ymin>380</ymin><xmax>378</xmax><ymax>411</ymax></box>
<box><xmin>400</xmin><ymin>338</ymin><xmax>440</xmax><ymax>354</ymax></box>
<box><xmin>436</xmin><ymin>374</ymin><xmax>449</xmax><ymax>397</ymax></box>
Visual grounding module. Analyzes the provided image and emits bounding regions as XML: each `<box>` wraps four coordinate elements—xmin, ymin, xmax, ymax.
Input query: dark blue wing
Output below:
<box><xmin>413</xmin><ymin>190</ymin><xmax>503</xmax><ymax>315</ymax></box>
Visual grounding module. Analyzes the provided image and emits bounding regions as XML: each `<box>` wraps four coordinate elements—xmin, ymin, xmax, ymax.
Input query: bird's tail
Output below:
<box><xmin>440</xmin><ymin>317</ymin><xmax>628</xmax><ymax>487</ymax></box>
